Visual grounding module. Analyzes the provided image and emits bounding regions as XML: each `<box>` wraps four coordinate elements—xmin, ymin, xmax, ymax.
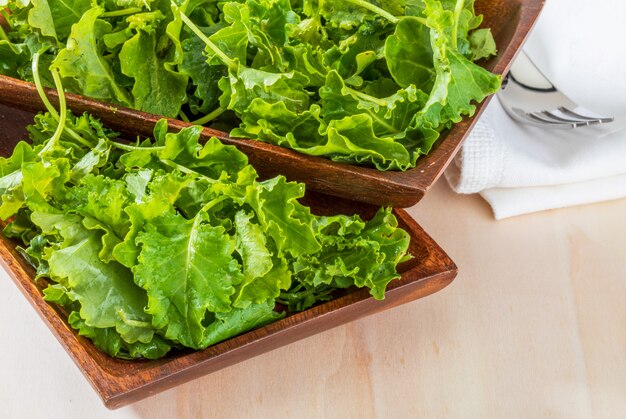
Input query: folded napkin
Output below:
<box><xmin>445</xmin><ymin>0</ymin><xmax>626</xmax><ymax>219</ymax></box>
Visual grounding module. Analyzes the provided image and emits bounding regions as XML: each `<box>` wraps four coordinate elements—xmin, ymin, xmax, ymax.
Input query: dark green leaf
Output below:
<box><xmin>119</xmin><ymin>30</ymin><xmax>188</xmax><ymax>117</ymax></box>
<box><xmin>134</xmin><ymin>211</ymin><xmax>244</xmax><ymax>348</ymax></box>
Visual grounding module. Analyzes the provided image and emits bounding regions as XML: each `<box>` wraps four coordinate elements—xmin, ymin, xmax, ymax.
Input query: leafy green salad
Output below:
<box><xmin>0</xmin><ymin>0</ymin><xmax>501</xmax><ymax>170</ymax></box>
<box><xmin>0</xmin><ymin>66</ymin><xmax>412</xmax><ymax>359</ymax></box>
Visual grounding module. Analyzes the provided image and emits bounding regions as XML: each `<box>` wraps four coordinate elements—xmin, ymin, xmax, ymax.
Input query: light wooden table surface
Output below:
<box><xmin>1</xmin><ymin>180</ymin><xmax>624</xmax><ymax>419</ymax></box>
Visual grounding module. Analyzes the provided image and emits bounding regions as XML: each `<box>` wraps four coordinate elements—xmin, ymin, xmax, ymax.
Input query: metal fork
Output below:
<box><xmin>497</xmin><ymin>50</ymin><xmax>614</xmax><ymax>129</ymax></box>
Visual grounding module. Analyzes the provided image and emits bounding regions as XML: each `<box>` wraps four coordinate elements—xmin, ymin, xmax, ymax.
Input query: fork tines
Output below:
<box><xmin>515</xmin><ymin>106</ymin><xmax>615</xmax><ymax>129</ymax></box>
<box><xmin>498</xmin><ymin>50</ymin><xmax>615</xmax><ymax>130</ymax></box>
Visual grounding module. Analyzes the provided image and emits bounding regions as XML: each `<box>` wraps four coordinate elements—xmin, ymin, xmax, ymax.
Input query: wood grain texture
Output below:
<box><xmin>0</xmin><ymin>103</ymin><xmax>456</xmax><ymax>409</ymax></box>
<box><xmin>0</xmin><ymin>0</ymin><xmax>544</xmax><ymax>208</ymax></box>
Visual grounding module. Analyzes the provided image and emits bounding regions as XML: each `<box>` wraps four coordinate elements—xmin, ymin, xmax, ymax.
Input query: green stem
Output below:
<box><xmin>32</xmin><ymin>51</ymin><xmax>59</xmax><ymax>120</ymax></box>
<box><xmin>41</xmin><ymin>70</ymin><xmax>67</xmax><ymax>155</ymax></box>
<box><xmin>159</xmin><ymin>158</ymin><xmax>218</xmax><ymax>183</ymax></box>
<box><xmin>33</xmin><ymin>52</ymin><xmax>96</xmax><ymax>148</ymax></box>
<box><xmin>111</xmin><ymin>142</ymin><xmax>165</xmax><ymax>152</ymax></box>
<box><xmin>191</xmin><ymin>107</ymin><xmax>226</xmax><ymax>125</ymax></box>
<box><xmin>200</xmin><ymin>195</ymin><xmax>229</xmax><ymax>213</ymax></box>
<box><xmin>66</xmin><ymin>128</ymin><xmax>95</xmax><ymax>148</ymax></box>
<box><xmin>179</xmin><ymin>12</ymin><xmax>238</xmax><ymax>71</ymax></box>
<box><xmin>0</xmin><ymin>25</ymin><xmax>9</xmax><ymax>42</ymax></box>
<box><xmin>415</xmin><ymin>16</ymin><xmax>428</xmax><ymax>26</ymax></box>
<box><xmin>452</xmin><ymin>0</ymin><xmax>465</xmax><ymax>50</ymax></box>
<box><xmin>178</xmin><ymin>109</ymin><xmax>190</xmax><ymax>123</ymax></box>
<box><xmin>310</xmin><ymin>0</ymin><xmax>325</xmax><ymax>23</ymax></box>
<box><xmin>347</xmin><ymin>87</ymin><xmax>388</xmax><ymax>107</ymax></box>
<box><xmin>344</xmin><ymin>0</ymin><xmax>399</xmax><ymax>24</ymax></box>
<box><xmin>100</xmin><ymin>8</ymin><xmax>143</xmax><ymax>18</ymax></box>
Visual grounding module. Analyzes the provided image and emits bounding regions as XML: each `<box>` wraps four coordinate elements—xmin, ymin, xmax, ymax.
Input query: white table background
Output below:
<box><xmin>2</xmin><ymin>180</ymin><xmax>625</xmax><ymax>418</ymax></box>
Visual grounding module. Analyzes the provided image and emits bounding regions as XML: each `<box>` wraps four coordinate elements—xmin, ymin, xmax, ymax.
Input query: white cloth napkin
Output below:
<box><xmin>445</xmin><ymin>0</ymin><xmax>626</xmax><ymax>219</ymax></box>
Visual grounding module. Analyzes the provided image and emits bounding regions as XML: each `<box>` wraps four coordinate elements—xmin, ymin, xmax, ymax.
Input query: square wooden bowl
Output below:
<box><xmin>0</xmin><ymin>105</ymin><xmax>457</xmax><ymax>408</ymax></box>
<box><xmin>0</xmin><ymin>0</ymin><xmax>544</xmax><ymax>207</ymax></box>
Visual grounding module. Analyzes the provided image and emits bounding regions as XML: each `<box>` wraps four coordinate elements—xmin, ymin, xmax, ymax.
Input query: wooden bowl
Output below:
<box><xmin>0</xmin><ymin>0</ymin><xmax>544</xmax><ymax>208</ymax></box>
<box><xmin>0</xmin><ymin>104</ymin><xmax>457</xmax><ymax>408</ymax></box>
